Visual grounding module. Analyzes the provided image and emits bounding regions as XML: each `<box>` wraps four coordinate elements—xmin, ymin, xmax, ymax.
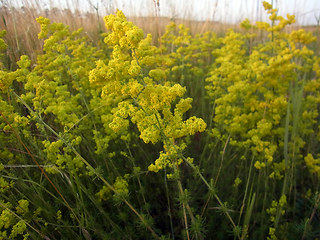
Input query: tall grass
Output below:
<box><xmin>1</xmin><ymin>0</ymin><xmax>319</xmax><ymax>70</ymax></box>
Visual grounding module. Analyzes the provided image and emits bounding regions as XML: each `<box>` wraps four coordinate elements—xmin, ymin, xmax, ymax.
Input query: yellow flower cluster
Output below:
<box><xmin>206</xmin><ymin>3</ymin><xmax>318</xmax><ymax>178</ymax></box>
<box><xmin>0</xmin><ymin>197</ymin><xmax>30</xmax><ymax>238</ymax></box>
<box><xmin>0</xmin><ymin>30</ymin><xmax>7</xmax><ymax>71</ymax></box>
<box><xmin>113</xmin><ymin>176</ymin><xmax>129</xmax><ymax>197</ymax></box>
<box><xmin>6</xmin><ymin>16</ymin><xmax>124</xmax><ymax>175</ymax></box>
<box><xmin>96</xmin><ymin>175</ymin><xmax>129</xmax><ymax>202</ymax></box>
<box><xmin>161</xmin><ymin>21</ymin><xmax>218</xmax><ymax>113</ymax></box>
<box><xmin>42</xmin><ymin>139</ymin><xmax>84</xmax><ymax>174</ymax></box>
<box><xmin>89</xmin><ymin>10</ymin><xmax>207</xmax><ymax>172</ymax></box>
<box><xmin>232</xmin><ymin>177</ymin><xmax>242</xmax><ymax>188</ymax></box>
<box><xmin>259</xmin><ymin>1</ymin><xmax>295</xmax><ymax>33</ymax></box>
<box><xmin>104</xmin><ymin>10</ymin><xmax>144</xmax><ymax>49</ymax></box>
<box><xmin>266</xmin><ymin>195</ymin><xmax>287</xmax><ymax>223</ymax></box>
<box><xmin>304</xmin><ymin>154</ymin><xmax>320</xmax><ymax>176</ymax></box>
<box><xmin>148</xmin><ymin>143</ymin><xmax>190</xmax><ymax>172</ymax></box>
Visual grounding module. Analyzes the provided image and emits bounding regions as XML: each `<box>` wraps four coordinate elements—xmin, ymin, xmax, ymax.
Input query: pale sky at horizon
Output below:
<box><xmin>6</xmin><ymin>0</ymin><xmax>320</xmax><ymax>25</ymax></box>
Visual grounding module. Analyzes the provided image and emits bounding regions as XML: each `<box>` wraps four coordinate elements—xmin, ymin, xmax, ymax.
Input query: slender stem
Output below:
<box><xmin>0</xmin><ymin>110</ymin><xmax>81</xmax><ymax>225</ymax></box>
<box><xmin>182</xmin><ymin>200</ymin><xmax>191</xmax><ymax>240</ymax></box>
<box><xmin>214</xmin><ymin>134</ymin><xmax>230</xmax><ymax>186</ymax></box>
<box><xmin>13</xmin><ymin>92</ymin><xmax>160</xmax><ymax>240</ymax></box>
<box><xmin>0</xmin><ymin>201</ymin><xmax>47</xmax><ymax>238</ymax></box>
<box><xmin>153</xmin><ymin>113</ymin><xmax>238</xmax><ymax>233</ymax></box>
<box><xmin>164</xmin><ymin>167</ymin><xmax>175</xmax><ymax>240</ymax></box>
<box><xmin>238</xmin><ymin>154</ymin><xmax>255</xmax><ymax>226</ymax></box>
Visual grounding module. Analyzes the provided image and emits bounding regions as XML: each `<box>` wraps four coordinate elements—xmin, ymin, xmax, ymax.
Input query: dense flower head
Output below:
<box><xmin>0</xmin><ymin>30</ymin><xmax>7</xmax><ymax>70</ymax></box>
<box><xmin>304</xmin><ymin>154</ymin><xmax>320</xmax><ymax>176</ymax></box>
<box><xmin>104</xmin><ymin>10</ymin><xmax>144</xmax><ymax>49</ymax></box>
<box><xmin>86</xmin><ymin>10</ymin><xmax>209</xmax><ymax>174</ymax></box>
<box><xmin>206</xmin><ymin>3</ymin><xmax>319</xmax><ymax>176</ymax></box>
<box><xmin>36</xmin><ymin>16</ymin><xmax>51</xmax><ymax>39</ymax></box>
<box><xmin>262</xmin><ymin>1</ymin><xmax>273</xmax><ymax>11</ymax></box>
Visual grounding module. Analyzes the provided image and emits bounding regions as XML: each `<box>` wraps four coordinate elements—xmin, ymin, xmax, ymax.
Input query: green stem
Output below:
<box><xmin>13</xmin><ymin>92</ymin><xmax>160</xmax><ymax>240</ymax></box>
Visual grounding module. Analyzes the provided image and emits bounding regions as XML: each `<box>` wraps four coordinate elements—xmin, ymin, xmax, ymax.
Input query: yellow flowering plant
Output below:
<box><xmin>1</xmin><ymin>2</ymin><xmax>320</xmax><ymax>239</ymax></box>
<box><xmin>160</xmin><ymin>22</ymin><xmax>219</xmax><ymax>119</ymax></box>
<box><xmin>206</xmin><ymin>2</ymin><xmax>320</xmax><ymax>238</ymax></box>
<box><xmin>90</xmin><ymin>10</ymin><xmax>207</xmax><ymax>174</ymax></box>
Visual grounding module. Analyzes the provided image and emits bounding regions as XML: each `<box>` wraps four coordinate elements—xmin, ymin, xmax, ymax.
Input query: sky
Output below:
<box><xmin>6</xmin><ymin>0</ymin><xmax>320</xmax><ymax>25</ymax></box>
<box><xmin>115</xmin><ymin>0</ymin><xmax>320</xmax><ymax>24</ymax></box>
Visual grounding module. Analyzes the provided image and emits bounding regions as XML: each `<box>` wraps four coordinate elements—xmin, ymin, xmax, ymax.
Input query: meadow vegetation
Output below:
<box><xmin>0</xmin><ymin>1</ymin><xmax>320</xmax><ymax>239</ymax></box>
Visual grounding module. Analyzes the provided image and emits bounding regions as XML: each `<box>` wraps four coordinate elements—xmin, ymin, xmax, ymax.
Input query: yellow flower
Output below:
<box><xmin>305</xmin><ymin>154</ymin><xmax>320</xmax><ymax>176</ymax></box>
<box><xmin>262</xmin><ymin>1</ymin><xmax>273</xmax><ymax>10</ymax></box>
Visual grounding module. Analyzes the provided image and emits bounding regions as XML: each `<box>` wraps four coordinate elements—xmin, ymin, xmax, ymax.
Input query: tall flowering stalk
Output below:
<box><xmin>206</xmin><ymin>2</ymin><xmax>320</xmax><ymax>238</ymax></box>
<box><xmin>90</xmin><ymin>10</ymin><xmax>207</xmax><ymax>173</ymax></box>
<box><xmin>89</xmin><ymin>11</ymin><xmax>212</xmax><ymax>238</ymax></box>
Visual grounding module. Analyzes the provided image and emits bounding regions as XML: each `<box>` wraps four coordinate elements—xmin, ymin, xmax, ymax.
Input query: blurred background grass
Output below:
<box><xmin>0</xmin><ymin>0</ymin><xmax>319</xmax><ymax>69</ymax></box>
